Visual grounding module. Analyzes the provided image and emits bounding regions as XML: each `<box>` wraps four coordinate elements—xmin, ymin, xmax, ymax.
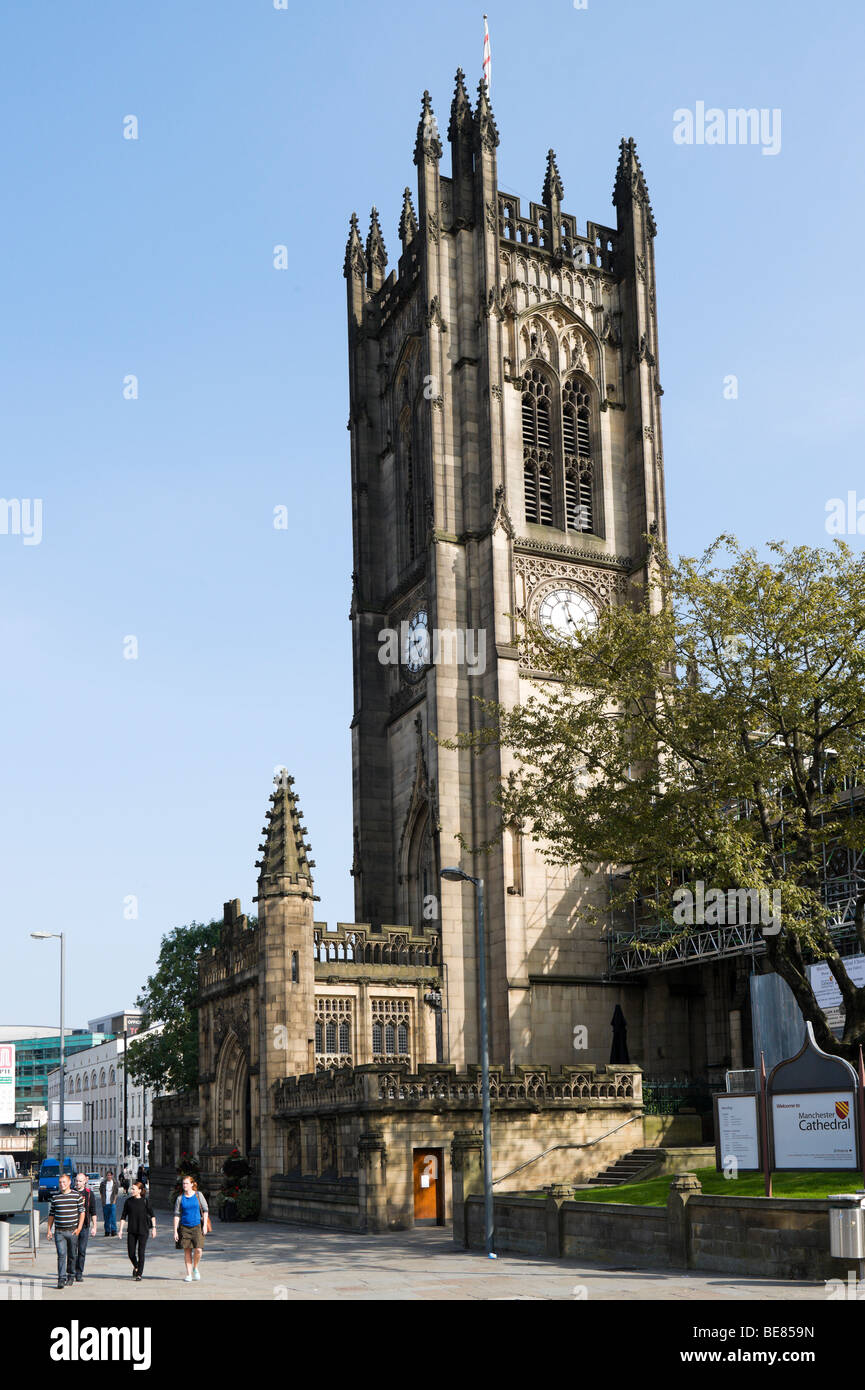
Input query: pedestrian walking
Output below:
<box><xmin>117</xmin><ymin>1179</ymin><xmax>156</xmax><ymax>1281</ymax></box>
<box><xmin>46</xmin><ymin>1172</ymin><xmax>84</xmax><ymax>1289</ymax></box>
<box><xmin>99</xmin><ymin>1170</ymin><xmax>119</xmax><ymax>1235</ymax></box>
<box><xmin>72</xmin><ymin>1172</ymin><xmax>98</xmax><ymax>1282</ymax></box>
<box><xmin>172</xmin><ymin>1175</ymin><xmax>210</xmax><ymax>1282</ymax></box>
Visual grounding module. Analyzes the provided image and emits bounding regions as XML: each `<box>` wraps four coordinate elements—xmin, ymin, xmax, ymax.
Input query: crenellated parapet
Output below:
<box><xmin>313</xmin><ymin>922</ymin><xmax>439</xmax><ymax>968</ymax></box>
<box><xmin>272</xmin><ymin>1062</ymin><xmax>642</xmax><ymax>1117</ymax></box>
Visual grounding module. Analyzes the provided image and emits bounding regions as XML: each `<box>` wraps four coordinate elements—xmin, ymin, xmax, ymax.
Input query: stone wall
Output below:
<box><xmin>463</xmin><ymin>1177</ymin><xmax>862</xmax><ymax>1281</ymax></box>
<box><xmin>149</xmin><ymin>1090</ymin><xmax>201</xmax><ymax>1207</ymax></box>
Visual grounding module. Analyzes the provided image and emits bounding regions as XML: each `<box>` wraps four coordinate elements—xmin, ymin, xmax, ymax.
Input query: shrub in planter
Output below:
<box><xmin>176</xmin><ymin>1152</ymin><xmax>201</xmax><ymax>1181</ymax></box>
<box><xmin>221</xmin><ymin>1149</ymin><xmax>250</xmax><ymax>1184</ymax></box>
<box><xmin>234</xmin><ymin>1187</ymin><xmax>260</xmax><ymax>1220</ymax></box>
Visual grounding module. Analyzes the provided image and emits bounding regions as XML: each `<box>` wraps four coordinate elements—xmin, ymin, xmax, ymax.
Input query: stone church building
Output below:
<box><xmin>151</xmin><ymin>70</ymin><xmax>749</xmax><ymax>1229</ymax></box>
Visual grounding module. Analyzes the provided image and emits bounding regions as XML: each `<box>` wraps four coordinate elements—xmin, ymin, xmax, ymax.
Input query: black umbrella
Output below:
<box><xmin>610</xmin><ymin>1004</ymin><xmax>629</xmax><ymax>1063</ymax></box>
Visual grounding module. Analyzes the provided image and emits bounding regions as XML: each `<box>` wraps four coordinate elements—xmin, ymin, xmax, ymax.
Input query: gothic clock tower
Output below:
<box><xmin>345</xmin><ymin>71</ymin><xmax>666</xmax><ymax>1070</ymax></box>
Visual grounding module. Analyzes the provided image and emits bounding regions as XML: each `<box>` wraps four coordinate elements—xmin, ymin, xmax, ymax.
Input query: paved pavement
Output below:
<box><xmin>1</xmin><ymin>1212</ymin><xmax>838</xmax><ymax>1301</ymax></box>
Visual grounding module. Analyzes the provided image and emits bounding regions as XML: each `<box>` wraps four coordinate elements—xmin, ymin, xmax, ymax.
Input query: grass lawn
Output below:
<box><xmin>564</xmin><ymin>1168</ymin><xmax>864</xmax><ymax>1206</ymax></box>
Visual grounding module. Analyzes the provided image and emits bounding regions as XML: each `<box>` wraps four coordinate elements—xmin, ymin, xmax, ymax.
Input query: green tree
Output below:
<box><xmin>453</xmin><ymin>537</ymin><xmax>865</xmax><ymax>1060</ymax></box>
<box><xmin>126</xmin><ymin>919</ymin><xmax>223</xmax><ymax>1093</ymax></box>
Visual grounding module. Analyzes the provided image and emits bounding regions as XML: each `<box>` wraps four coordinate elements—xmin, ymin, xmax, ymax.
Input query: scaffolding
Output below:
<box><xmin>606</xmin><ymin>782</ymin><xmax>865</xmax><ymax>976</ymax></box>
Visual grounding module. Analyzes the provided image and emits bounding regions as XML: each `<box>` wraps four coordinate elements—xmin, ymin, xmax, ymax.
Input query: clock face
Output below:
<box><xmin>536</xmin><ymin>585</ymin><xmax>598</xmax><ymax>643</ymax></box>
<box><xmin>405</xmin><ymin>609</ymin><xmax>429</xmax><ymax>673</ymax></box>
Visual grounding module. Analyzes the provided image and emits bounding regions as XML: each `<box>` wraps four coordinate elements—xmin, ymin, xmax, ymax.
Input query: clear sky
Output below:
<box><xmin>1</xmin><ymin>0</ymin><xmax>862</xmax><ymax>1029</ymax></box>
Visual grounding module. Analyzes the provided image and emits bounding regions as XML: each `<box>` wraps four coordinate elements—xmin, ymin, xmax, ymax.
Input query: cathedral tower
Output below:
<box><xmin>345</xmin><ymin>74</ymin><xmax>666</xmax><ymax>1070</ymax></box>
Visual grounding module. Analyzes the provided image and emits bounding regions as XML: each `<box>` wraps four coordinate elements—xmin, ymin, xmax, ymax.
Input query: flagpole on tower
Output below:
<box><xmin>482</xmin><ymin>14</ymin><xmax>491</xmax><ymax>94</ymax></box>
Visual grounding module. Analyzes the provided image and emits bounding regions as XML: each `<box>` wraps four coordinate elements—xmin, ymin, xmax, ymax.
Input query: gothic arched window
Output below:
<box><xmin>399</xmin><ymin>407</ymin><xmax>415</xmax><ymax>566</ymax></box>
<box><xmin>522</xmin><ymin>367</ymin><xmax>555</xmax><ymax>527</ymax></box>
<box><xmin>562</xmin><ymin>376</ymin><xmax>596</xmax><ymax>534</ymax></box>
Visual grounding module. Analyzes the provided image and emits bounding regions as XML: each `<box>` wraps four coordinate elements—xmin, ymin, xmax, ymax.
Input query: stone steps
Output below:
<box><xmin>587</xmin><ymin>1148</ymin><xmax>664</xmax><ymax>1187</ymax></box>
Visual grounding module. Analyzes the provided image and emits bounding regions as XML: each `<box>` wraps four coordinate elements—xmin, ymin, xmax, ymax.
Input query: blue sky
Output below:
<box><xmin>1</xmin><ymin>0</ymin><xmax>862</xmax><ymax>1029</ymax></box>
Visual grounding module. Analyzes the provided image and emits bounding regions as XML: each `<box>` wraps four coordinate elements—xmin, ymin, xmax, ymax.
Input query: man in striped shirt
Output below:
<box><xmin>46</xmin><ymin>1172</ymin><xmax>85</xmax><ymax>1289</ymax></box>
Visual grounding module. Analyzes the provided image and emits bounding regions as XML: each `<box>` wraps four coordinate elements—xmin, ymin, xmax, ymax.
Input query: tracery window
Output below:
<box><xmin>371</xmin><ymin>998</ymin><xmax>412</xmax><ymax>1065</ymax></box>
<box><xmin>314</xmin><ymin>997</ymin><xmax>353</xmax><ymax>1071</ymax></box>
<box><xmin>562</xmin><ymin>377</ymin><xmax>595</xmax><ymax>534</ymax></box>
<box><xmin>522</xmin><ymin>367</ymin><xmax>554</xmax><ymax>526</ymax></box>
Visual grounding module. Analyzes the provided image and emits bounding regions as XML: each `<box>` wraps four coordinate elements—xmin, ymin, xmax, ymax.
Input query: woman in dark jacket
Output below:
<box><xmin>117</xmin><ymin>1179</ymin><xmax>157</xmax><ymax>1281</ymax></box>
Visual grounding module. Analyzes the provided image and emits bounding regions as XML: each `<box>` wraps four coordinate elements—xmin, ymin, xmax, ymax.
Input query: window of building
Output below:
<box><xmin>371</xmin><ymin>999</ymin><xmax>412</xmax><ymax>1065</ymax></box>
<box><xmin>522</xmin><ymin>367</ymin><xmax>555</xmax><ymax>527</ymax></box>
<box><xmin>562</xmin><ymin>377</ymin><xmax>595</xmax><ymax>533</ymax></box>
<box><xmin>314</xmin><ymin>997</ymin><xmax>353</xmax><ymax>1070</ymax></box>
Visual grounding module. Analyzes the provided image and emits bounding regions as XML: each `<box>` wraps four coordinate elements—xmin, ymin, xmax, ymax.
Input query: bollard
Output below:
<box><xmin>0</xmin><ymin>1221</ymin><xmax>9</xmax><ymax>1274</ymax></box>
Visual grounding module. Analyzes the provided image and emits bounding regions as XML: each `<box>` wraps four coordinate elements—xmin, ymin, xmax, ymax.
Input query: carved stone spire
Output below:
<box><xmin>256</xmin><ymin>772</ymin><xmax>315</xmax><ymax>900</ymax></box>
<box><xmin>447</xmin><ymin>67</ymin><xmax>473</xmax><ymax>142</ymax></box>
<box><xmin>343</xmin><ymin>211</ymin><xmax>366</xmax><ymax>280</ymax></box>
<box><xmin>398</xmin><ymin>187</ymin><xmax>418</xmax><ymax>248</ymax></box>
<box><xmin>449</xmin><ymin>69</ymin><xmax>475</xmax><ymax>225</ymax></box>
<box><xmin>365</xmin><ymin>206</ymin><xmax>388</xmax><ymax>290</ymax></box>
<box><xmin>613</xmin><ymin>136</ymin><xmax>656</xmax><ymax>235</ymax></box>
<box><xmin>473</xmin><ymin>77</ymin><xmax>499</xmax><ymax>152</ymax></box>
<box><xmin>542</xmin><ymin>149</ymin><xmax>563</xmax><ymax>206</ymax></box>
<box><xmin>413</xmin><ymin>90</ymin><xmax>442</xmax><ymax>166</ymax></box>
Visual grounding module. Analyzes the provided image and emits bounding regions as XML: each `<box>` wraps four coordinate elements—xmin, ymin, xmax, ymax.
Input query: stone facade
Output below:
<box><xmin>151</xmin><ymin>72</ymin><xmax>750</xmax><ymax>1226</ymax></box>
<box><xmin>152</xmin><ymin>770</ymin><xmax>645</xmax><ymax>1227</ymax></box>
<box><xmin>346</xmin><ymin>74</ymin><xmax>671</xmax><ymax>1073</ymax></box>
<box><xmin>268</xmin><ymin>1062</ymin><xmax>642</xmax><ymax>1230</ymax></box>
<box><xmin>185</xmin><ymin>775</ymin><xmax>447</xmax><ymax>1207</ymax></box>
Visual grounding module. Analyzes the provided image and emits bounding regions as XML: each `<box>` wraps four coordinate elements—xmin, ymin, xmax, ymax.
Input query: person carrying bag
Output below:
<box><xmin>172</xmin><ymin>1175</ymin><xmax>211</xmax><ymax>1282</ymax></box>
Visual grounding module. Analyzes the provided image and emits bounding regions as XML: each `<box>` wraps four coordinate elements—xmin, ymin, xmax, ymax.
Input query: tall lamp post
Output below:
<box><xmin>440</xmin><ymin>867</ymin><xmax>495</xmax><ymax>1258</ymax></box>
<box><xmin>31</xmin><ymin>932</ymin><xmax>65</xmax><ymax>1171</ymax></box>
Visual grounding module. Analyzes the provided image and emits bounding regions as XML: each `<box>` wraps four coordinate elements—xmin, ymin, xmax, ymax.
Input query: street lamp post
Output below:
<box><xmin>31</xmin><ymin>932</ymin><xmax>65</xmax><ymax>1170</ymax></box>
<box><xmin>441</xmin><ymin>867</ymin><xmax>495</xmax><ymax>1258</ymax></box>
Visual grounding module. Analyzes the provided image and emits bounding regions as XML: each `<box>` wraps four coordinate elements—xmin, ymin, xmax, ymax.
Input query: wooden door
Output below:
<box><xmin>413</xmin><ymin>1148</ymin><xmax>442</xmax><ymax>1224</ymax></box>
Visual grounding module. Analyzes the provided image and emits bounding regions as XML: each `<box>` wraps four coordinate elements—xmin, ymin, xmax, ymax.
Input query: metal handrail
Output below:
<box><xmin>491</xmin><ymin>1111</ymin><xmax>642</xmax><ymax>1186</ymax></box>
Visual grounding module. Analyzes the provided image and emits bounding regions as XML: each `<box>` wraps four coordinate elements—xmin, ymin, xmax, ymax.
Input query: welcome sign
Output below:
<box><xmin>772</xmin><ymin>1092</ymin><xmax>857</xmax><ymax>1168</ymax></box>
<box><xmin>768</xmin><ymin>1024</ymin><xmax>860</xmax><ymax>1171</ymax></box>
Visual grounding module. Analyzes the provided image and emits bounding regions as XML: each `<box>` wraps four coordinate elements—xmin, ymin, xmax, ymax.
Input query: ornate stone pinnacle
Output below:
<box><xmin>398</xmin><ymin>187</ymin><xmax>418</xmax><ymax>246</ymax></box>
<box><xmin>448</xmin><ymin>67</ymin><xmax>473</xmax><ymax>141</ymax></box>
<box><xmin>543</xmin><ymin>149</ymin><xmax>563</xmax><ymax>206</ymax></box>
<box><xmin>414</xmin><ymin>90</ymin><xmax>442</xmax><ymax>166</ymax></box>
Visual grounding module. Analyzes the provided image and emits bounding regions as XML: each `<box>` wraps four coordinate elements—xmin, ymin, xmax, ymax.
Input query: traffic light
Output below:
<box><xmin>131</xmin><ymin>1142</ymin><xmax>140</xmax><ymax>1158</ymax></box>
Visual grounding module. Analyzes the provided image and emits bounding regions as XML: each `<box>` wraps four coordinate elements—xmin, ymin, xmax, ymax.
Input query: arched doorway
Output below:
<box><xmin>215</xmin><ymin>1032</ymin><xmax>250</xmax><ymax>1152</ymax></box>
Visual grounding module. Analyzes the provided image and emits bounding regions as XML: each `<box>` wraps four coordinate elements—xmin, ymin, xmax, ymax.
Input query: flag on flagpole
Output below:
<box><xmin>482</xmin><ymin>15</ymin><xmax>491</xmax><ymax>93</ymax></box>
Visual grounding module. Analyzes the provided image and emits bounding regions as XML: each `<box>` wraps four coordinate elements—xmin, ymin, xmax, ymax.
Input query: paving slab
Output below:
<box><xmin>2</xmin><ymin>1215</ymin><xmax>836</xmax><ymax>1302</ymax></box>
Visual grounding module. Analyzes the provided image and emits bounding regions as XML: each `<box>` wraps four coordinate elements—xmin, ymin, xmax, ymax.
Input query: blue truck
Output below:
<box><xmin>37</xmin><ymin>1156</ymin><xmax>76</xmax><ymax>1202</ymax></box>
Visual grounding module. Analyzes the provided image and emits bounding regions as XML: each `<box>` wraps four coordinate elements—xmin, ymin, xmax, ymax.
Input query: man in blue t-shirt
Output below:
<box><xmin>172</xmin><ymin>1175</ymin><xmax>209</xmax><ymax>1282</ymax></box>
